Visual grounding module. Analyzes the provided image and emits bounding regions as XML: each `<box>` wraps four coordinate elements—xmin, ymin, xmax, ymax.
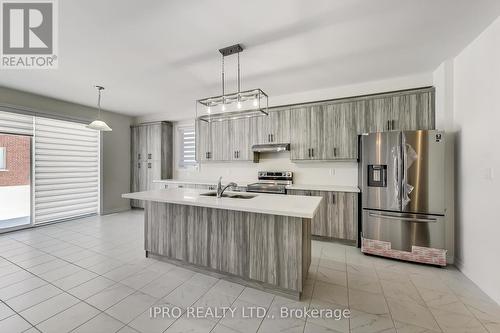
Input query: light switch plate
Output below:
<box><xmin>484</xmin><ymin>167</ymin><xmax>494</xmax><ymax>180</ymax></box>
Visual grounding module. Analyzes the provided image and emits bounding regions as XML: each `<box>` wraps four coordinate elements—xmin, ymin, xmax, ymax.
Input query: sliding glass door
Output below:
<box><xmin>0</xmin><ymin>110</ymin><xmax>100</xmax><ymax>232</ymax></box>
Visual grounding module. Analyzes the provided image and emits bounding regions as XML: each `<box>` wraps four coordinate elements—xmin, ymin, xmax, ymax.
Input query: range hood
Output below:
<box><xmin>252</xmin><ymin>143</ymin><xmax>290</xmax><ymax>153</ymax></box>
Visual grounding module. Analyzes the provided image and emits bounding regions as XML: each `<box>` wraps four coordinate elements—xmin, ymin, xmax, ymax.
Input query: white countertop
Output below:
<box><xmin>286</xmin><ymin>184</ymin><xmax>360</xmax><ymax>193</ymax></box>
<box><xmin>122</xmin><ymin>188</ymin><xmax>322</xmax><ymax>218</ymax></box>
<box><xmin>154</xmin><ymin>179</ymin><xmax>359</xmax><ymax>193</ymax></box>
<box><xmin>153</xmin><ymin>179</ymin><xmax>252</xmax><ymax>186</ymax></box>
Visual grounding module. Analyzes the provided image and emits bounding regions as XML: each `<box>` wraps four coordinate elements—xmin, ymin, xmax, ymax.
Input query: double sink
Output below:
<box><xmin>200</xmin><ymin>192</ymin><xmax>256</xmax><ymax>199</ymax></box>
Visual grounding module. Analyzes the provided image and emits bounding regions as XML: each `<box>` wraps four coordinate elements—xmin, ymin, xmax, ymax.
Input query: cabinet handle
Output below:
<box><xmin>148</xmin><ymin>153</ymin><xmax>152</xmax><ymax>159</ymax></box>
<box><xmin>147</xmin><ymin>163</ymin><xmax>151</xmax><ymax>169</ymax></box>
<box><xmin>332</xmin><ymin>194</ymin><xmax>336</xmax><ymax>205</ymax></box>
<box><xmin>311</xmin><ymin>148</ymin><xmax>314</xmax><ymax>157</ymax></box>
<box><xmin>138</xmin><ymin>162</ymin><xmax>141</xmax><ymax>168</ymax></box>
<box><xmin>268</xmin><ymin>134</ymin><xmax>271</xmax><ymax>142</ymax></box>
<box><xmin>391</xmin><ymin>120</ymin><xmax>396</xmax><ymax>130</ymax></box>
<box><xmin>234</xmin><ymin>151</ymin><xmax>236</xmax><ymax>158</ymax></box>
<box><xmin>138</xmin><ymin>154</ymin><xmax>141</xmax><ymax>159</ymax></box>
<box><xmin>307</xmin><ymin>148</ymin><xmax>311</xmax><ymax>157</ymax></box>
<box><xmin>270</xmin><ymin>134</ymin><xmax>274</xmax><ymax>142</ymax></box>
<box><xmin>333</xmin><ymin>147</ymin><xmax>337</xmax><ymax>157</ymax></box>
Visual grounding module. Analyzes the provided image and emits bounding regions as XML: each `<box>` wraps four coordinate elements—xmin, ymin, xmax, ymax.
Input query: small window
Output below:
<box><xmin>0</xmin><ymin>147</ymin><xmax>6</xmax><ymax>170</ymax></box>
<box><xmin>178</xmin><ymin>126</ymin><xmax>196</xmax><ymax>168</ymax></box>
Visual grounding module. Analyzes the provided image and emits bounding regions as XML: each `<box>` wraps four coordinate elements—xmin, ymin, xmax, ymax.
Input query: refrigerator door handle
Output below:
<box><xmin>368</xmin><ymin>212</ymin><xmax>437</xmax><ymax>223</ymax></box>
<box><xmin>392</xmin><ymin>143</ymin><xmax>401</xmax><ymax>209</ymax></box>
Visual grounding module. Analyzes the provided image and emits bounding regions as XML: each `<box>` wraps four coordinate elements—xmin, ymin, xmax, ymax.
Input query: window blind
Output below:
<box><xmin>0</xmin><ymin>110</ymin><xmax>34</xmax><ymax>135</ymax></box>
<box><xmin>179</xmin><ymin>126</ymin><xmax>196</xmax><ymax>168</ymax></box>
<box><xmin>34</xmin><ymin>117</ymin><xmax>99</xmax><ymax>224</ymax></box>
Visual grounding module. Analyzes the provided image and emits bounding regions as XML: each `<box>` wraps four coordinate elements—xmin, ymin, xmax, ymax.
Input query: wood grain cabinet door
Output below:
<box><xmin>309</xmin><ymin>105</ymin><xmax>326</xmax><ymax>160</ymax></box>
<box><xmin>195</xmin><ymin>119</ymin><xmax>212</xmax><ymax>161</ymax></box>
<box><xmin>269</xmin><ymin>108</ymin><xmax>291</xmax><ymax>144</ymax></box>
<box><xmin>308</xmin><ymin>190</ymin><xmax>328</xmax><ymax>236</ymax></box>
<box><xmin>131</xmin><ymin>126</ymin><xmax>142</xmax><ymax>161</ymax></box>
<box><xmin>330</xmin><ymin>192</ymin><xmax>358</xmax><ymax>241</ymax></box>
<box><xmin>290</xmin><ymin>107</ymin><xmax>311</xmax><ymax>160</ymax></box>
<box><xmin>394</xmin><ymin>91</ymin><xmax>434</xmax><ymax>130</ymax></box>
<box><xmin>254</xmin><ymin>108</ymin><xmax>291</xmax><ymax>144</ymax></box>
<box><xmin>210</xmin><ymin>121</ymin><xmax>231</xmax><ymax>161</ymax></box>
<box><xmin>364</xmin><ymin>97</ymin><xmax>393</xmax><ymax>133</ymax></box>
<box><xmin>254</xmin><ymin>113</ymin><xmax>272</xmax><ymax>144</ymax></box>
<box><xmin>138</xmin><ymin>125</ymin><xmax>148</xmax><ymax>162</ymax></box>
<box><xmin>230</xmin><ymin>118</ymin><xmax>252</xmax><ymax>161</ymax></box>
<box><xmin>146</xmin><ymin>123</ymin><xmax>162</xmax><ymax>161</ymax></box>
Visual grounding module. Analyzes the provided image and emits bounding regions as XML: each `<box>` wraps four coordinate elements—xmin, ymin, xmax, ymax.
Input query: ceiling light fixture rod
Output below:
<box><xmin>96</xmin><ymin>85</ymin><xmax>104</xmax><ymax>120</ymax></box>
<box><xmin>237</xmin><ymin>52</ymin><xmax>241</xmax><ymax>94</ymax></box>
<box><xmin>221</xmin><ymin>55</ymin><xmax>225</xmax><ymax>99</ymax></box>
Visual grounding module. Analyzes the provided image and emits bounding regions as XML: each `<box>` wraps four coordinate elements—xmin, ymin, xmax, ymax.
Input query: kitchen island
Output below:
<box><xmin>122</xmin><ymin>188</ymin><xmax>322</xmax><ymax>299</ymax></box>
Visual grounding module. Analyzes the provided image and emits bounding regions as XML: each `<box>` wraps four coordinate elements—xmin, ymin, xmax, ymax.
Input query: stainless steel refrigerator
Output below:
<box><xmin>359</xmin><ymin>130</ymin><xmax>445</xmax><ymax>254</ymax></box>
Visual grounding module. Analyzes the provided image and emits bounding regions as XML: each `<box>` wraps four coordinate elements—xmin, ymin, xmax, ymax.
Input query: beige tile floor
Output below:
<box><xmin>0</xmin><ymin>210</ymin><xmax>499</xmax><ymax>333</ymax></box>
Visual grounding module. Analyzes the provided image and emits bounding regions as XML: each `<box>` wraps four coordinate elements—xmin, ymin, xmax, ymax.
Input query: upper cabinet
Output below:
<box><xmin>195</xmin><ymin>87</ymin><xmax>435</xmax><ymax>163</ymax></box>
<box><xmin>229</xmin><ymin>118</ymin><xmax>254</xmax><ymax>161</ymax></box>
<box><xmin>255</xmin><ymin>108</ymin><xmax>291</xmax><ymax>144</ymax></box>
<box><xmin>290</xmin><ymin>101</ymin><xmax>362</xmax><ymax>160</ymax></box>
<box><xmin>364</xmin><ymin>90</ymin><xmax>434</xmax><ymax>132</ymax></box>
<box><xmin>195</xmin><ymin>117</ymin><xmax>256</xmax><ymax>162</ymax></box>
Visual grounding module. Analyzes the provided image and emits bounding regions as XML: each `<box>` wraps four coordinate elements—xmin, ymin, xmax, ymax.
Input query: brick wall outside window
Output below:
<box><xmin>0</xmin><ymin>135</ymin><xmax>30</xmax><ymax>186</ymax></box>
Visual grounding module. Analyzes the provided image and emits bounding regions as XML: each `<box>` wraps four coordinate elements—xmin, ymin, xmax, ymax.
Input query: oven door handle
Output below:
<box><xmin>368</xmin><ymin>212</ymin><xmax>437</xmax><ymax>223</ymax></box>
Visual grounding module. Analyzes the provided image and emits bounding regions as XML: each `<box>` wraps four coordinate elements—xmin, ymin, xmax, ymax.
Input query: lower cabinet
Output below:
<box><xmin>288</xmin><ymin>189</ymin><xmax>358</xmax><ymax>242</ymax></box>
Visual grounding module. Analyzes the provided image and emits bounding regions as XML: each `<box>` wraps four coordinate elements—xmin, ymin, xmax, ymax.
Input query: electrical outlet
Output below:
<box><xmin>329</xmin><ymin>168</ymin><xmax>336</xmax><ymax>176</ymax></box>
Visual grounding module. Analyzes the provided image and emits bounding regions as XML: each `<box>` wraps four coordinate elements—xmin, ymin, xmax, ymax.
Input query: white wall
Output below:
<box><xmin>433</xmin><ymin>61</ymin><xmax>455</xmax><ymax>264</ymax></box>
<box><xmin>441</xmin><ymin>16</ymin><xmax>500</xmax><ymax>304</ymax></box>
<box><xmin>165</xmin><ymin>73</ymin><xmax>433</xmax><ymax>187</ymax></box>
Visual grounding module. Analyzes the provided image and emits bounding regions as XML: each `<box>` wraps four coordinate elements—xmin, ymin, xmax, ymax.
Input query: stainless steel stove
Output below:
<box><xmin>246</xmin><ymin>171</ymin><xmax>293</xmax><ymax>194</ymax></box>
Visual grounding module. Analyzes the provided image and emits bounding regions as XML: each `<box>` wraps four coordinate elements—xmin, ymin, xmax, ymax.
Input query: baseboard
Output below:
<box><xmin>101</xmin><ymin>207</ymin><xmax>131</xmax><ymax>215</ymax></box>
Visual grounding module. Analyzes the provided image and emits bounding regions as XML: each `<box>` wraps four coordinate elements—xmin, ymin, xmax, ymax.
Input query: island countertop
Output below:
<box><xmin>122</xmin><ymin>188</ymin><xmax>322</xmax><ymax>218</ymax></box>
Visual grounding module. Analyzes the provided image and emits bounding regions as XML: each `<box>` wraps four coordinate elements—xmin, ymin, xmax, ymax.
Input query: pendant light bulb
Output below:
<box><xmin>207</xmin><ymin>106</ymin><xmax>211</xmax><ymax>114</ymax></box>
<box><xmin>253</xmin><ymin>98</ymin><xmax>258</xmax><ymax>107</ymax></box>
<box><xmin>237</xmin><ymin>101</ymin><xmax>242</xmax><ymax>109</ymax></box>
<box><xmin>221</xmin><ymin>104</ymin><xmax>226</xmax><ymax>111</ymax></box>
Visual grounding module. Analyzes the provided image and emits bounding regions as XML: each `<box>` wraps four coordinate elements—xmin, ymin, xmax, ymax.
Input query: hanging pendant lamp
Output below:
<box><xmin>196</xmin><ymin>44</ymin><xmax>268</xmax><ymax>123</ymax></box>
<box><xmin>87</xmin><ymin>85</ymin><xmax>112</xmax><ymax>131</ymax></box>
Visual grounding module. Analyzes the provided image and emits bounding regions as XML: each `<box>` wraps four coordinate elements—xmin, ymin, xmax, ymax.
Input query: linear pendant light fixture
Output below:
<box><xmin>87</xmin><ymin>85</ymin><xmax>112</xmax><ymax>131</ymax></box>
<box><xmin>196</xmin><ymin>44</ymin><xmax>268</xmax><ymax>122</ymax></box>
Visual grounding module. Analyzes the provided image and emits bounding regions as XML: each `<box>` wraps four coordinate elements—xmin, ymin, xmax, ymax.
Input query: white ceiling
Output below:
<box><xmin>1</xmin><ymin>0</ymin><xmax>500</xmax><ymax>121</ymax></box>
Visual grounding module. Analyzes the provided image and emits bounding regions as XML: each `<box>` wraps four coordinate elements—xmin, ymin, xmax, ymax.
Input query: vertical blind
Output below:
<box><xmin>0</xmin><ymin>110</ymin><xmax>34</xmax><ymax>135</ymax></box>
<box><xmin>178</xmin><ymin>126</ymin><xmax>196</xmax><ymax>167</ymax></box>
<box><xmin>34</xmin><ymin>117</ymin><xmax>99</xmax><ymax>224</ymax></box>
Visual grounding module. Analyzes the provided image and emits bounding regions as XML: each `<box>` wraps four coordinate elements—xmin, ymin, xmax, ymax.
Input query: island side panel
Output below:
<box><xmin>144</xmin><ymin>201</ymin><xmax>310</xmax><ymax>293</ymax></box>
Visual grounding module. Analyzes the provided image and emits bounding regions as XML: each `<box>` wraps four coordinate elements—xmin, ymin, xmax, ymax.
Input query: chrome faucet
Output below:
<box><xmin>216</xmin><ymin>177</ymin><xmax>237</xmax><ymax>198</ymax></box>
